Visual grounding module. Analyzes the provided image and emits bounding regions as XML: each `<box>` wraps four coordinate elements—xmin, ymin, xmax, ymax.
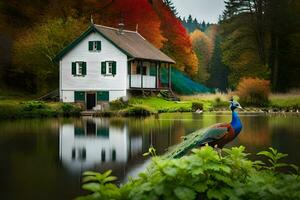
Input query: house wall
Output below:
<box><xmin>60</xmin><ymin>32</ymin><xmax>128</xmax><ymax>102</ymax></box>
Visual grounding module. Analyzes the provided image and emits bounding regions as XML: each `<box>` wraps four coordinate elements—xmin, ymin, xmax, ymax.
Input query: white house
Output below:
<box><xmin>54</xmin><ymin>23</ymin><xmax>175</xmax><ymax>110</ymax></box>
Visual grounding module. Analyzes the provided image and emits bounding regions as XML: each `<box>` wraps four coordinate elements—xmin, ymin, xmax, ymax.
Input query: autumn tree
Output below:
<box><xmin>87</xmin><ymin>0</ymin><xmax>166</xmax><ymax>49</ymax></box>
<box><xmin>152</xmin><ymin>0</ymin><xmax>198</xmax><ymax>75</ymax></box>
<box><xmin>12</xmin><ymin>17</ymin><xmax>87</xmax><ymax>93</ymax></box>
<box><xmin>190</xmin><ymin>30</ymin><xmax>212</xmax><ymax>83</ymax></box>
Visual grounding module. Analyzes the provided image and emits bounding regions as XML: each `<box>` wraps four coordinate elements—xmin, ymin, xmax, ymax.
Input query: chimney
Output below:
<box><xmin>118</xmin><ymin>22</ymin><xmax>124</xmax><ymax>34</ymax></box>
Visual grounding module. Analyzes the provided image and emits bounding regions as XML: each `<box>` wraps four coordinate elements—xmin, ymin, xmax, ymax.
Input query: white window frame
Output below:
<box><xmin>76</xmin><ymin>62</ymin><xmax>84</xmax><ymax>76</ymax></box>
<box><xmin>92</xmin><ymin>41</ymin><xmax>97</xmax><ymax>51</ymax></box>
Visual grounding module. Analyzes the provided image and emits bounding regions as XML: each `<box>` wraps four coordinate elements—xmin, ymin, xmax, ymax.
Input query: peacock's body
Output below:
<box><xmin>165</xmin><ymin>99</ymin><xmax>243</xmax><ymax>159</ymax></box>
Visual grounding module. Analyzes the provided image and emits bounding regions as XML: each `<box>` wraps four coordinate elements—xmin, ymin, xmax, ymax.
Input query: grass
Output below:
<box><xmin>0</xmin><ymin>100</ymin><xmax>82</xmax><ymax>120</ymax></box>
<box><xmin>129</xmin><ymin>97</ymin><xmax>193</xmax><ymax>113</ymax></box>
<box><xmin>269</xmin><ymin>94</ymin><xmax>300</xmax><ymax>110</ymax></box>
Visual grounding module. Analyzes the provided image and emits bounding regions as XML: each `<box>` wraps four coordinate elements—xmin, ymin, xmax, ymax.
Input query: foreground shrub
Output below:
<box><xmin>122</xmin><ymin>105</ymin><xmax>154</xmax><ymax>117</ymax></box>
<box><xmin>191</xmin><ymin>102</ymin><xmax>204</xmax><ymax>111</ymax></box>
<box><xmin>236</xmin><ymin>77</ymin><xmax>270</xmax><ymax>106</ymax></box>
<box><xmin>109</xmin><ymin>99</ymin><xmax>128</xmax><ymax>110</ymax></box>
<box><xmin>60</xmin><ymin>103</ymin><xmax>81</xmax><ymax>116</ymax></box>
<box><xmin>22</xmin><ymin>101</ymin><xmax>47</xmax><ymax>111</ymax></box>
<box><xmin>76</xmin><ymin>146</ymin><xmax>300</xmax><ymax>200</ymax></box>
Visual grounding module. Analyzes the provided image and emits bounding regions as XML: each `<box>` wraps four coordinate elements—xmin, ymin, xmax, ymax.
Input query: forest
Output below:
<box><xmin>0</xmin><ymin>0</ymin><xmax>299</xmax><ymax>94</ymax></box>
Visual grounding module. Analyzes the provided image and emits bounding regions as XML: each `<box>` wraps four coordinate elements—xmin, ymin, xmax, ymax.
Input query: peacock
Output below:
<box><xmin>165</xmin><ymin>98</ymin><xmax>243</xmax><ymax>159</ymax></box>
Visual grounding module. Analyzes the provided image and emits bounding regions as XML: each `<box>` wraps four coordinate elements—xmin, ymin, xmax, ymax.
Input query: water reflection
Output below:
<box><xmin>59</xmin><ymin>118</ymin><xmax>145</xmax><ymax>177</ymax></box>
<box><xmin>1</xmin><ymin>113</ymin><xmax>300</xmax><ymax>200</ymax></box>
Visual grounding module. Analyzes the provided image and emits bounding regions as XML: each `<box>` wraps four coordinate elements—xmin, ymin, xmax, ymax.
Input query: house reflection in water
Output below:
<box><xmin>59</xmin><ymin>118</ymin><xmax>143</xmax><ymax>174</ymax></box>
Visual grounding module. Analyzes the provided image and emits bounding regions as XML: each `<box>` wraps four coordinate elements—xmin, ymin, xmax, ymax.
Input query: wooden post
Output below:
<box><xmin>140</xmin><ymin>61</ymin><xmax>143</xmax><ymax>89</ymax></box>
<box><xmin>168</xmin><ymin>64</ymin><xmax>171</xmax><ymax>90</ymax></box>
<box><xmin>158</xmin><ymin>62</ymin><xmax>161</xmax><ymax>89</ymax></box>
<box><xmin>129</xmin><ymin>61</ymin><xmax>131</xmax><ymax>88</ymax></box>
<box><xmin>156</xmin><ymin>62</ymin><xmax>159</xmax><ymax>89</ymax></box>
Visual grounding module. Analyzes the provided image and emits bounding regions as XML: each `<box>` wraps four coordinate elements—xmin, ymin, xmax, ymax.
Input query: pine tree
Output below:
<box><xmin>208</xmin><ymin>35</ymin><xmax>229</xmax><ymax>91</ymax></box>
<box><xmin>163</xmin><ymin>0</ymin><xmax>178</xmax><ymax>17</ymax></box>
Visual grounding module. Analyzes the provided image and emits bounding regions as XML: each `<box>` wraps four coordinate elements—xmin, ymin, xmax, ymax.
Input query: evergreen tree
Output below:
<box><xmin>208</xmin><ymin>35</ymin><xmax>229</xmax><ymax>91</ymax></box>
<box><xmin>162</xmin><ymin>0</ymin><xmax>178</xmax><ymax>17</ymax></box>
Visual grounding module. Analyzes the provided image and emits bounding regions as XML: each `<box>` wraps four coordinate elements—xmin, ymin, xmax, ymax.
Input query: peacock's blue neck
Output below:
<box><xmin>231</xmin><ymin>111</ymin><xmax>242</xmax><ymax>135</ymax></box>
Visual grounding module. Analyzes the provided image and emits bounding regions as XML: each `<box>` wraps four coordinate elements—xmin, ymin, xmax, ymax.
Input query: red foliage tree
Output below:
<box><xmin>152</xmin><ymin>0</ymin><xmax>198</xmax><ymax>75</ymax></box>
<box><xmin>86</xmin><ymin>0</ymin><xmax>166</xmax><ymax>49</ymax></box>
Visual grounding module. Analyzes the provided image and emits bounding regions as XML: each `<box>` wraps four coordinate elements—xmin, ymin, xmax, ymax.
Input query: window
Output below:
<box><xmin>72</xmin><ymin>62</ymin><xmax>86</xmax><ymax>76</ymax></box>
<box><xmin>77</xmin><ymin>63</ymin><xmax>83</xmax><ymax>75</ymax></box>
<box><xmin>101</xmin><ymin>149</ymin><xmax>106</xmax><ymax>162</ymax></box>
<box><xmin>89</xmin><ymin>41</ymin><xmax>101</xmax><ymax>51</ymax></box>
<box><xmin>137</xmin><ymin>66</ymin><xmax>147</xmax><ymax>75</ymax></box>
<box><xmin>101</xmin><ymin>61</ymin><xmax>116</xmax><ymax>76</ymax></box>
<box><xmin>107</xmin><ymin>62</ymin><xmax>113</xmax><ymax>74</ymax></box>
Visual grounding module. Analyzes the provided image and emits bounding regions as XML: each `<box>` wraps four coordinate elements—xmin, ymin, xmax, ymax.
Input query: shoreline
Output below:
<box><xmin>0</xmin><ymin>96</ymin><xmax>299</xmax><ymax>120</ymax></box>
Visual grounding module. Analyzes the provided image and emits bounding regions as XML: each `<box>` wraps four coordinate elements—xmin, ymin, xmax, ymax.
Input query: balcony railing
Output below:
<box><xmin>129</xmin><ymin>75</ymin><xmax>156</xmax><ymax>89</ymax></box>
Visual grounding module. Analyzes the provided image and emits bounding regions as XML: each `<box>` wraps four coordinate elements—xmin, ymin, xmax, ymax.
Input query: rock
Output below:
<box><xmin>195</xmin><ymin>109</ymin><xmax>203</xmax><ymax>114</ymax></box>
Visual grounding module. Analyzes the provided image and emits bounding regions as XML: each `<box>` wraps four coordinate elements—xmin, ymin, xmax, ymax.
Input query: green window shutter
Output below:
<box><xmin>74</xmin><ymin>91</ymin><xmax>85</xmax><ymax>101</ymax></box>
<box><xmin>112</xmin><ymin>61</ymin><xmax>116</xmax><ymax>75</ymax></box>
<box><xmin>82</xmin><ymin>62</ymin><xmax>87</xmax><ymax>75</ymax></box>
<box><xmin>96</xmin><ymin>41</ymin><xmax>101</xmax><ymax>51</ymax></box>
<box><xmin>75</xmin><ymin>127</ymin><xmax>85</xmax><ymax>136</ymax></box>
<box><xmin>101</xmin><ymin>62</ymin><xmax>106</xmax><ymax>74</ymax></box>
<box><xmin>97</xmin><ymin>91</ymin><xmax>109</xmax><ymax>101</ymax></box>
<box><xmin>97</xmin><ymin>127</ymin><xmax>109</xmax><ymax>138</ymax></box>
<box><xmin>72</xmin><ymin>62</ymin><xmax>76</xmax><ymax>75</ymax></box>
<box><xmin>112</xmin><ymin>149</ymin><xmax>116</xmax><ymax>161</ymax></box>
<box><xmin>88</xmin><ymin>41</ymin><xmax>93</xmax><ymax>51</ymax></box>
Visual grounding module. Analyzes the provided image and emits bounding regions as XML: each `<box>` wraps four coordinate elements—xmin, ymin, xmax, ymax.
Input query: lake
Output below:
<box><xmin>0</xmin><ymin>113</ymin><xmax>300</xmax><ymax>200</ymax></box>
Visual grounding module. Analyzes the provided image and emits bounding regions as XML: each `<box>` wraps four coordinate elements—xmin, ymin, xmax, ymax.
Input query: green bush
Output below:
<box><xmin>123</xmin><ymin>105</ymin><xmax>154</xmax><ymax>117</ymax></box>
<box><xmin>109</xmin><ymin>99</ymin><xmax>128</xmax><ymax>110</ymax></box>
<box><xmin>192</xmin><ymin>102</ymin><xmax>204</xmax><ymax>111</ymax></box>
<box><xmin>76</xmin><ymin>146</ymin><xmax>300</xmax><ymax>200</ymax></box>
<box><xmin>22</xmin><ymin>101</ymin><xmax>47</xmax><ymax>111</ymax></box>
<box><xmin>60</xmin><ymin>103</ymin><xmax>81</xmax><ymax>116</ymax></box>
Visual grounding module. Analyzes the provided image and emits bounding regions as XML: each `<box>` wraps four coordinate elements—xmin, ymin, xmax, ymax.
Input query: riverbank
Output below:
<box><xmin>0</xmin><ymin>94</ymin><xmax>300</xmax><ymax>120</ymax></box>
<box><xmin>0</xmin><ymin>100</ymin><xmax>82</xmax><ymax>119</ymax></box>
<box><xmin>97</xmin><ymin>95</ymin><xmax>300</xmax><ymax>117</ymax></box>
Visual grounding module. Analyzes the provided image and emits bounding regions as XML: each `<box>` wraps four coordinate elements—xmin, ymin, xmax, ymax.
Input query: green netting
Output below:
<box><xmin>160</xmin><ymin>67</ymin><xmax>212</xmax><ymax>94</ymax></box>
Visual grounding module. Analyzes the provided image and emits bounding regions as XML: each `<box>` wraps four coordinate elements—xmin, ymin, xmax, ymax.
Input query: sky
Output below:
<box><xmin>171</xmin><ymin>0</ymin><xmax>225</xmax><ymax>23</ymax></box>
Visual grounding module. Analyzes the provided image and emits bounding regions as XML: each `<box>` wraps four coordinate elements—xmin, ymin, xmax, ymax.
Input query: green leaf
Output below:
<box><xmin>83</xmin><ymin>171</ymin><xmax>100</xmax><ymax>176</ymax></box>
<box><xmin>163</xmin><ymin>166</ymin><xmax>178</xmax><ymax>177</ymax></box>
<box><xmin>82</xmin><ymin>176</ymin><xmax>98</xmax><ymax>183</ymax></box>
<box><xmin>143</xmin><ymin>152</ymin><xmax>150</xmax><ymax>157</ymax></box>
<box><xmin>103</xmin><ymin>176</ymin><xmax>117</xmax><ymax>183</ymax></box>
<box><xmin>193</xmin><ymin>183</ymin><xmax>208</xmax><ymax>193</ymax></box>
<box><xmin>207</xmin><ymin>188</ymin><xmax>225</xmax><ymax>200</ymax></box>
<box><xmin>102</xmin><ymin>170</ymin><xmax>112</xmax><ymax>178</ymax></box>
<box><xmin>174</xmin><ymin>187</ymin><xmax>196</xmax><ymax>200</ymax></box>
<box><xmin>82</xmin><ymin>183</ymin><xmax>101</xmax><ymax>192</ymax></box>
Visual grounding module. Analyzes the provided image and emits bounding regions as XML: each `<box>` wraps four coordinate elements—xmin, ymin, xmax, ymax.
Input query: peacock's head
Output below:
<box><xmin>229</xmin><ymin>97</ymin><xmax>243</xmax><ymax>111</ymax></box>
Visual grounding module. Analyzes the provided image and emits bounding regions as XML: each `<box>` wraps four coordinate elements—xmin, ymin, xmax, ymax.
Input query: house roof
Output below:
<box><xmin>54</xmin><ymin>24</ymin><xmax>175</xmax><ymax>64</ymax></box>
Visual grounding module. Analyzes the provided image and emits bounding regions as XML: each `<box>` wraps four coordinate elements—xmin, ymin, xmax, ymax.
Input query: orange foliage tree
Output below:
<box><xmin>152</xmin><ymin>0</ymin><xmax>198</xmax><ymax>75</ymax></box>
<box><xmin>236</xmin><ymin>77</ymin><xmax>270</xmax><ymax>106</ymax></box>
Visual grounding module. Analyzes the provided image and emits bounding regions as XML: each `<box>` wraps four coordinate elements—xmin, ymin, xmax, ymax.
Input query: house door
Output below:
<box><xmin>86</xmin><ymin>93</ymin><xmax>96</xmax><ymax>110</ymax></box>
